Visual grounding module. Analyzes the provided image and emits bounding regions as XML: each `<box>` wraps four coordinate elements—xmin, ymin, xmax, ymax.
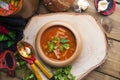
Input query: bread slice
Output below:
<box><xmin>43</xmin><ymin>0</ymin><xmax>75</xmax><ymax>12</ymax></box>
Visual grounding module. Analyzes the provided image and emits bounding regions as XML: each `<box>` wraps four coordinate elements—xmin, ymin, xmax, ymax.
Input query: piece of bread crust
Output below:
<box><xmin>43</xmin><ymin>0</ymin><xmax>75</xmax><ymax>12</ymax></box>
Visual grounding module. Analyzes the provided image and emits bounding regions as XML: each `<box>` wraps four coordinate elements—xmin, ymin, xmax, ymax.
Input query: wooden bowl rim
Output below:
<box><xmin>36</xmin><ymin>20</ymin><xmax>82</xmax><ymax>67</ymax></box>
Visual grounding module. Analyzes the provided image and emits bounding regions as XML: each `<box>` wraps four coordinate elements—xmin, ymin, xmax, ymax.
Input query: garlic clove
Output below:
<box><xmin>77</xmin><ymin>0</ymin><xmax>89</xmax><ymax>10</ymax></box>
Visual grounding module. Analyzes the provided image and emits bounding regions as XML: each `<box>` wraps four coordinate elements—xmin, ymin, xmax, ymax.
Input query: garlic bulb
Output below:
<box><xmin>98</xmin><ymin>0</ymin><xmax>109</xmax><ymax>12</ymax></box>
<box><xmin>77</xmin><ymin>0</ymin><xmax>89</xmax><ymax>10</ymax></box>
<box><xmin>25</xmin><ymin>47</ymin><xmax>31</xmax><ymax>55</ymax></box>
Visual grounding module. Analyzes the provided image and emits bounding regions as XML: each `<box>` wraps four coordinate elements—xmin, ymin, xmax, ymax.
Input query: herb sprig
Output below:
<box><xmin>47</xmin><ymin>37</ymin><xmax>70</xmax><ymax>52</ymax></box>
<box><xmin>52</xmin><ymin>65</ymin><xmax>76</xmax><ymax>80</ymax></box>
<box><xmin>14</xmin><ymin>52</ymin><xmax>36</xmax><ymax>80</ymax></box>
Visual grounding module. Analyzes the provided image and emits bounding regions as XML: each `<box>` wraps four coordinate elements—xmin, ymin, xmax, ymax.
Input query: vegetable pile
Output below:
<box><xmin>15</xmin><ymin>51</ymin><xmax>75</xmax><ymax>80</ymax></box>
<box><xmin>52</xmin><ymin>65</ymin><xmax>76</xmax><ymax>80</ymax></box>
<box><xmin>0</xmin><ymin>0</ymin><xmax>20</xmax><ymax>9</ymax></box>
<box><xmin>14</xmin><ymin>52</ymin><xmax>36</xmax><ymax>80</ymax></box>
<box><xmin>0</xmin><ymin>0</ymin><xmax>21</xmax><ymax>16</ymax></box>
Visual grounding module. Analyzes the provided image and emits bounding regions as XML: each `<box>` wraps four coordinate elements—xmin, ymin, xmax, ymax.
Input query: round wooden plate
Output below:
<box><xmin>23</xmin><ymin>13</ymin><xmax>107</xmax><ymax>80</ymax></box>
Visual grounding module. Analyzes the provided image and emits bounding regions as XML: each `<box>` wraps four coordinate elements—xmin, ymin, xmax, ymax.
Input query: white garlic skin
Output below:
<box><xmin>77</xmin><ymin>0</ymin><xmax>89</xmax><ymax>10</ymax></box>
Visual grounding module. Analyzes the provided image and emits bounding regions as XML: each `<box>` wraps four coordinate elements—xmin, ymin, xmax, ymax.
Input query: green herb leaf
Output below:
<box><xmin>57</xmin><ymin>74</ymin><xmax>63</xmax><ymax>80</ymax></box>
<box><xmin>14</xmin><ymin>52</ymin><xmax>36</xmax><ymax>80</ymax></box>
<box><xmin>24</xmin><ymin>74</ymin><xmax>35</xmax><ymax>80</ymax></box>
<box><xmin>63</xmin><ymin>44</ymin><xmax>70</xmax><ymax>49</ymax></box>
<box><xmin>48</xmin><ymin>42</ymin><xmax>54</xmax><ymax>52</ymax></box>
<box><xmin>60</xmin><ymin>37</ymin><xmax>68</xmax><ymax>43</ymax></box>
<box><xmin>52</xmin><ymin>65</ymin><xmax>76</xmax><ymax>80</ymax></box>
<box><xmin>60</xmin><ymin>45</ymin><xmax>64</xmax><ymax>52</ymax></box>
<box><xmin>63</xmin><ymin>65</ymin><xmax>71</xmax><ymax>75</ymax></box>
<box><xmin>8</xmin><ymin>31</ymin><xmax>16</xmax><ymax>40</ymax></box>
<box><xmin>8</xmin><ymin>41</ymin><xmax>14</xmax><ymax>47</ymax></box>
<box><xmin>0</xmin><ymin>34</ymin><xmax>9</xmax><ymax>41</ymax></box>
<box><xmin>52</xmin><ymin>37</ymin><xmax>59</xmax><ymax>43</ymax></box>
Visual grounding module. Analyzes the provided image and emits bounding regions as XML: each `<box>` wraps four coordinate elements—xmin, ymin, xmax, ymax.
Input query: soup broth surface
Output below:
<box><xmin>40</xmin><ymin>25</ymin><xmax>76</xmax><ymax>61</ymax></box>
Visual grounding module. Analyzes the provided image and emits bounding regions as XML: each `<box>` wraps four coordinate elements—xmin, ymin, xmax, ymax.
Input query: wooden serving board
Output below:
<box><xmin>23</xmin><ymin>13</ymin><xmax>107</xmax><ymax>80</ymax></box>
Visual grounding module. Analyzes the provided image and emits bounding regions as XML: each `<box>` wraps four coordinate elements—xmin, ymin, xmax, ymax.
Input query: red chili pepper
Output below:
<box><xmin>9</xmin><ymin>4</ymin><xmax>15</xmax><ymax>11</ymax></box>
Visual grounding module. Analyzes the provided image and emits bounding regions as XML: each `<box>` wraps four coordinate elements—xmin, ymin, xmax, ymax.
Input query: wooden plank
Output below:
<box><xmin>82</xmin><ymin>71</ymin><xmax>119</xmax><ymax>80</ymax></box>
<box><xmin>86</xmin><ymin>0</ymin><xmax>120</xmax><ymax>41</ymax></box>
<box><xmin>0</xmin><ymin>72</ymin><xmax>19</xmax><ymax>80</ymax></box>
<box><xmin>115</xmin><ymin>0</ymin><xmax>120</xmax><ymax>3</ymax></box>
<box><xmin>96</xmin><ymin>40</ymin><xmax>120</xmax><ymax>78</ymax></box>
<box><xmin>82</xmin><ymin>3</ymin><xmax>120</xmax><ymax>79</ymax></box>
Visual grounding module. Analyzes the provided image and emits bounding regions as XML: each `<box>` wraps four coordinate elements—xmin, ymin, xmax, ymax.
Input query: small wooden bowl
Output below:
<box><xmin>36</xmin><ymin>21</ymin><xmax>82</xmax><ymax>67</ymax></box>
<box><xmin>0</xmin><ymin>0</ymin><xmax>23</xmax><ymax>16</ymax></box>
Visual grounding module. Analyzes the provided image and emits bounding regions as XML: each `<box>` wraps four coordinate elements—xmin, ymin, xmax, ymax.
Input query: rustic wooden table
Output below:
<box><xmin>81</xmin><ymin>0</ymin><xmax>120</xmax><ymax>80</ymax></box>
<box><xmin>0</xmin><ymin>0</ymin><xmax>120</xmax><ymax>80</ymax></box>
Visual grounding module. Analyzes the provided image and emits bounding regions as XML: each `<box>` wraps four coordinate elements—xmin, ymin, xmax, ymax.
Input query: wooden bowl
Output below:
<box><xmin>36</xmin><ymin>20</ymin><xmax>82</xmax><ymax>67</ymax></box>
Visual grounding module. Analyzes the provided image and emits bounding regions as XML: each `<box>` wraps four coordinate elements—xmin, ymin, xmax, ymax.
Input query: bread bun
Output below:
<box><xmin>43</xmin><ymin>0</ymin><xmax>75</xmax><ymax>12</ymax></box>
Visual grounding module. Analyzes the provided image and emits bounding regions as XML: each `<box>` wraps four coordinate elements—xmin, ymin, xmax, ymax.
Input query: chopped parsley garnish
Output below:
<box><xmin>48</xmin><ymin>42</ymin><xmax>55</xmax><ymax>52</ymax></box>
<box><xmin>60</xmin><ymin>37</ymin><xmax>69</xmax><ymax>43</ymax></box>
<box><xmin>47</xmin><ymin>37</ymin><xmax>70</xmax><ymax>52</ymax></box>
<box><xmin>52</xmin><ymin>37</ymin><xmax>59</xmax><ymax>43</ymax></box>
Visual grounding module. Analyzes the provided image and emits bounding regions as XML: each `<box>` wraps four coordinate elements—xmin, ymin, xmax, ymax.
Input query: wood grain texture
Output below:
<box><xmin>0</xmin><ymin>72</ymin><xmax>19</xmax><ymax>80</ymax></box>
<box><xmin>115</xmin><ymin>0</ymin><xmax>120</xmax><ymax>3</ymax></box>
<box><xmin>86</xmin><ymin>0</ymin><xmax>120</xmax><ymax>41</ymax></box>
<box><xmin>82</xmin><ymin>71</ymin><xmax>119</xmax><ymax>80</ymax></box>
<box><xmin>97</xmin><ymin>40</ymin><xmax>120</xmax><ymax>78</ymax></box>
